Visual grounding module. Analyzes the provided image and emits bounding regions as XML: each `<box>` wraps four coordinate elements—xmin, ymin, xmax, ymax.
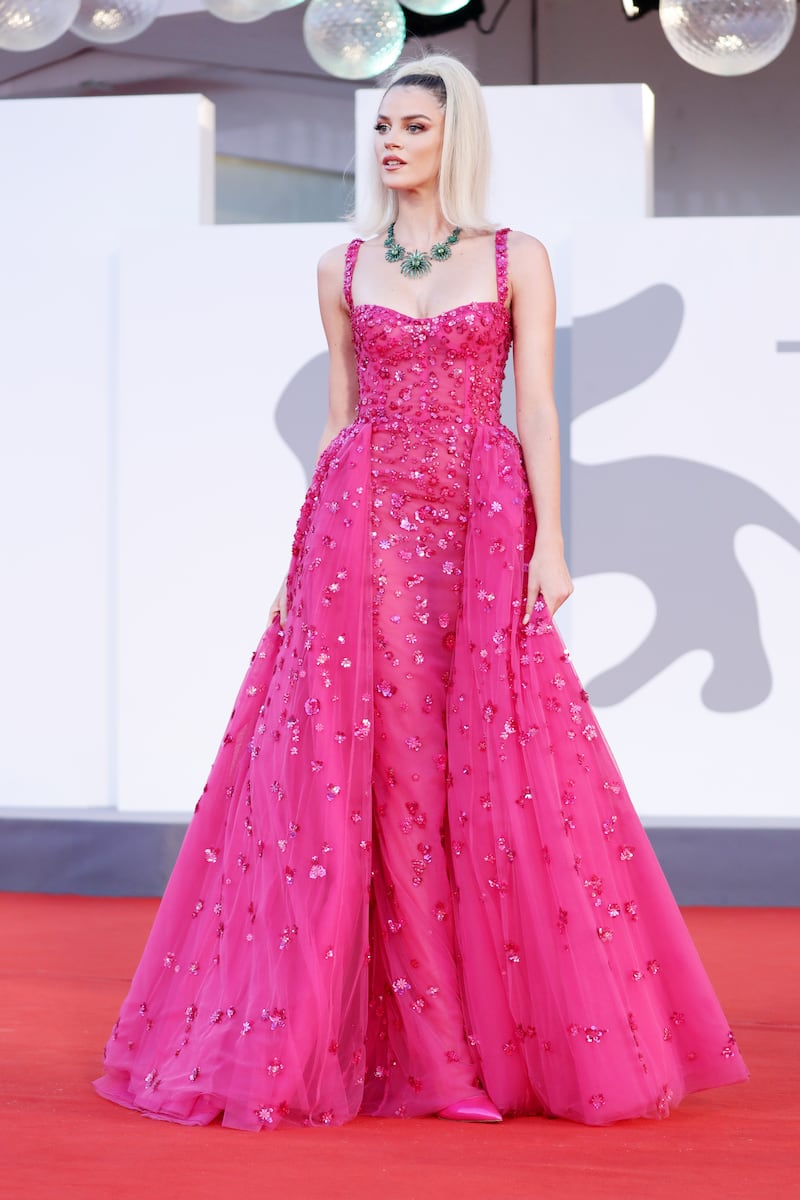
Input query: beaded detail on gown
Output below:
<box><xmin>94</xmin><ymin>229</ymin><xmax>747</xmax><ymax>1130</ymax></box>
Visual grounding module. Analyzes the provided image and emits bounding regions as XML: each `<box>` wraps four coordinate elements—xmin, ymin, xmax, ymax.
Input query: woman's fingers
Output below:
<box><xmin>268</xmin><ymin>578</ymin><xmax>289</xmax><ymax>628</ymax></box>
<box><xmin>522</xmin><ymin>574</ymin><xmax>540</xmax><ymax>625</ymax></box>
<box><xmin>523</xmin><ymin>572</ymin><xmax>574</xmax><ymax>621</ymax></box>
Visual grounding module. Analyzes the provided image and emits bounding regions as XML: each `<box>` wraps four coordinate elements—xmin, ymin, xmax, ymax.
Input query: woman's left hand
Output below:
<box><xmin>523</xmin><ymin>546</ymin><xmax>574</xmax><ymax>621</ymax></box>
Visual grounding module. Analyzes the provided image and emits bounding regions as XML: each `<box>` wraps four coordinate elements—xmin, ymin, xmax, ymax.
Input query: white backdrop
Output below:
<box><xmin>0</xmin><ymin>94</ymin><xmax>215</xmax><ymax>812</ymax></box>
<box><xmin>569</xmin><ymin>218</ymin><xmax>800</xmax><ymax>822</ymax></box>
<box><xmin>2</xmin><ymin>86</ymin><xmax>797</xmax><ymax>824</ymax></box>
<box><xmin>114</xmin><ymin>224</ymin><xmax>336</xmax><ymax>811</ymax></box>
<box><xmin>0</xmin><ymin>237</ymin><xmax>115</xmax><ymax>809</ymax></box>
<box><xmin>0</xmin><ymin>94</ymin><xmax>214</xmax><ymax>230</ymax></box>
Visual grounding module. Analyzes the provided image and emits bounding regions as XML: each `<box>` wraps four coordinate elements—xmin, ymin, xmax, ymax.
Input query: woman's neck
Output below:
<box><xmin>391</xmin><ymin>195</ymin><xmax>452</xmax><ymax>249</ymax></box>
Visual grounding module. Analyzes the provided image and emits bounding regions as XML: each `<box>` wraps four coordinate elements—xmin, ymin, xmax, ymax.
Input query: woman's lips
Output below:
<box><xmin>382</xmin><ymin>157</ymin><xmax>406</xmax><ymax>170</ymax></box>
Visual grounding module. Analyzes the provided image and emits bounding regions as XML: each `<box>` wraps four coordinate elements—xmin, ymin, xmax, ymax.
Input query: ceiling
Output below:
<box><xmin>0</xmin><ymin>7</ymin><xmax>346</xmax><ymax>96</ymax></box>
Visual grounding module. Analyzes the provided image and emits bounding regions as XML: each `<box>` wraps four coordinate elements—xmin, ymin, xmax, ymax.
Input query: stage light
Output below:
<box><xmin>402</xmin><ymin>1</ymin><xmax>470</xmax><ymax>15</ymax></box>
<box><xmin>620</xmin><ymin>0</ymin><xmax>660</xmax><ymax>17</ymax></box>
<box><xmin>0</xmin><ymin>0</ymin><xmax>79</xmax><ymax>50</ymax></box>
<box><xmin>71</xmin><ymin>1</ymin><xmax>162</xmax><ymax>44</ymax></box>
<box><xmin>660</xmin><ymin>0</ymin><xmax>796</xmax><ymax>76</ymax></box>
<box><xmin>203</xmin><ymin>0</ymin><xmax>280</xmax><ymax>22</ymax></box>
<box><xmin>303</xmin><ymin>0</ymin><xmax>406</xmax><ymax>80</ymax></box>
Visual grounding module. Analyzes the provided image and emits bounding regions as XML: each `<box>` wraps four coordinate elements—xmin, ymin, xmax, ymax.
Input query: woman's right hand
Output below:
<box><xmin>268</xmin><ymin>575</ymin><xmax>288</xmax><ymax>628</ymax></box>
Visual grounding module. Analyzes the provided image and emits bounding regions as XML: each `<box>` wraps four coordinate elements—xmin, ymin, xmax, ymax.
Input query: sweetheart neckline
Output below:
<box><xmin>351</xmin><ymin>300</ymin><xmax>510</xmax><ymax>324</ymax></box>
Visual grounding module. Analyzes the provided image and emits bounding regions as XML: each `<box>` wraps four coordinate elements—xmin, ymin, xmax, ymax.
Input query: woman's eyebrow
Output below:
<box><xmin>376</xmin><ymin>112</ymin><xmax>432</xmax><ymax>122</ymax></box>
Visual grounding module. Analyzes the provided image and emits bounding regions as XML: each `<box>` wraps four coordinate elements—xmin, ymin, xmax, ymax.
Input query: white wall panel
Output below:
<box><xmin>570</xmin><ymin>217</ymin><xmax>800</xmax><ymax>821</ymax></box>
<box><xmin>0</xmin><ymin>238</ymin><xmax>114</xmax><ymax>808</ymax></box>
<box><xmin>114</xmin><ymin>223</ymin><xmax>344</xmax><ymax>812</ymax></box>
<box><xmin>0</xmin><ymin>95</ymin><xmax>215</xmax><ymax>811</ymax></box>
<box><xmin>0</xmin><ymin>94</ymin><xmax>215</xmax><ymax>230</ymax></box>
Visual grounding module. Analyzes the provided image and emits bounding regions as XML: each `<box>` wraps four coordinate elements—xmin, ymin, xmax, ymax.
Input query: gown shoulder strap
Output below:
<box><xmin>494</xmin><ymin>227</ymin><xmax>511</xmax><ymax>306</ymax></box>
<box><xmin>343</xmin><ymin>238</ymin><xmax>363</xmax><ymax>311</ymax></box>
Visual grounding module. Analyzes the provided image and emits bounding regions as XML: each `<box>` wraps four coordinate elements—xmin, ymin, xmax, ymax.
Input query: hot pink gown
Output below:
<box><xmin>94</xmin><ymin>230</ymin><xmax>747</xmax><ymax>1129</ymax></box>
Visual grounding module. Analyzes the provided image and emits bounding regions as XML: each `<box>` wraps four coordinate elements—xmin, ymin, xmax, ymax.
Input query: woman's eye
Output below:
<box><xmin>374</xmin><ymin>123</ymin><xmax>389</xmax><ymax>133</ymax></box>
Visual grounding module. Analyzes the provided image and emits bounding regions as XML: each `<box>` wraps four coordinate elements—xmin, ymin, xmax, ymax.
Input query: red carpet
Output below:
<box><xmin>2</xmin><ymin>894</ymin><xmax>797</xmax><ymax>1199</ymax></box>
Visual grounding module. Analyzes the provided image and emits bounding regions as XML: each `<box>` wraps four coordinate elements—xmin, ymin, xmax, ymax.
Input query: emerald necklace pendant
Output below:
<box><xmin>384</xmin><ymin>222</ymin><xmax>462</xmax><ymax>279</ymax></box>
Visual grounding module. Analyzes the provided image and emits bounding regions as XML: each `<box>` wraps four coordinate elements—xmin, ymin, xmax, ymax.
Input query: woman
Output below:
<box><xmin>94</xmin><ymin>54</ymin><xmax>747</xmax><ymax>1130</ymax></box>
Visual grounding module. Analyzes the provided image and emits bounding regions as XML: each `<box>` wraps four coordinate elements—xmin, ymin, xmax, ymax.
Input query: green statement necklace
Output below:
<box><xmin>384</xmin><ymin>222</ymin><xmax>462</xmax><ymax>279</ymax></box>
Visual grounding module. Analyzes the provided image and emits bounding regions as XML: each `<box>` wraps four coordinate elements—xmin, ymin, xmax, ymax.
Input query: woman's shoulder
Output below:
<box><xmin>503</xmin><ymin>230</ymin><xmax>553</xmax><ymax>287</ymax></box>
<box><xmin>317</xmin><ymin>241</ymin><xmax>352</xmax><ymax>278</ymax></box>
<box><xmin>475</xmin><ymin>227</ymin><xmax>550</xmax><ymax>263</ymax></box>
<box><xmin>504</xmin><ymin>228</ymin><xmax>551</xmax><ymax>261</ymax></box>
<box><xmin>318</xmin><ymin>234</ymin><xmax>385</xmax><ymax>279</ymax></box>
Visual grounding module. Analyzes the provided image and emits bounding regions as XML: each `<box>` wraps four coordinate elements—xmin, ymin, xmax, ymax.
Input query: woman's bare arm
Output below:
<box><xmin>508</xmin><ymin>231</ymin><xmax>574</xmax><ymax>618</ymax></box>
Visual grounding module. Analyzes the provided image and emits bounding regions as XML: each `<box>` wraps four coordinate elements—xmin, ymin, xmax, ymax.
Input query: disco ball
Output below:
<box><xmin>203</xmin><ymin>0</ymin><xmax>280</xmax><ymax>22</ymax></box>
<box><xmin>659</xmin><ymin>0</ymin><xmax>797</xmax><ymax>76</ymax></box>
<box><xmin>303</xmin><ymin>0</ymin><xmax>406</xmax><ymax>80</ymax></box>
<box><xmin>71</xmin><ymin>0</ymin><xmax>162</xmax><ymax>44</ymax></box>
<box><xmin>402</xmin><ymin>1</ymin><xmax>469</xmax><ymax>14</ymax></box>
<box><xmin>0</xmin><ymin>0</ymin><xmax>80</xmax><ymax>50</ymax></box>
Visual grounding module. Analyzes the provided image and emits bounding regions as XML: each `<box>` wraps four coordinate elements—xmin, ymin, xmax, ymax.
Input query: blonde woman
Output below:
<box><xmin>95</xmin><ymin>55</ymin><xmax>747</xmax><ymax>1130</ymax></box>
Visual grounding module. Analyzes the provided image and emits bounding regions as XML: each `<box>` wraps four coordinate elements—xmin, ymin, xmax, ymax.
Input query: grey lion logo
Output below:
<box><xmin>275</xmin><ymin>285</ymin><xmax>800</xmax><ymax>714</ymax></box>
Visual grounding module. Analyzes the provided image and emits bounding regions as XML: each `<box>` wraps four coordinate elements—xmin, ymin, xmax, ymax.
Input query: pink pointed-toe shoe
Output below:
<box><xmin>437</xmin><ymin>1097</ymin><xmax>503</xmax><ymax>1123</ymax></box>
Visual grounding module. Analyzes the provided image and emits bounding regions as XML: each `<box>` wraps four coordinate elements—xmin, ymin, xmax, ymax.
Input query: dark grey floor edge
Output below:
<box><xmin>0</xmin><ymin>815</ymin><xmax>797</xmax><ymax>905</ymax></box>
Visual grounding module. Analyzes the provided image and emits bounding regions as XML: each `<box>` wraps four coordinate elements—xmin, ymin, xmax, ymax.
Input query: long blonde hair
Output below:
<box><xmin>356</xmin><ymin>54</ymin><xmax>493</xmax><ymax>237</ymax></box>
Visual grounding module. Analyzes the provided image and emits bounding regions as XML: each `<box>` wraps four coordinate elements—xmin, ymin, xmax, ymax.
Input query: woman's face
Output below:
<box><xmin>373</xmin><ymin>85</ymin><xmax>445</xmax><ymax>195</ymax></box>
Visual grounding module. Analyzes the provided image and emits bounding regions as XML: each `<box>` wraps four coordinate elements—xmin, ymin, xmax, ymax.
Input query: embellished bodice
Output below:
<box><xmin>344</xmin><ymin>230</ymin><xmax>512</xmax><ymax>430</ymax></box>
